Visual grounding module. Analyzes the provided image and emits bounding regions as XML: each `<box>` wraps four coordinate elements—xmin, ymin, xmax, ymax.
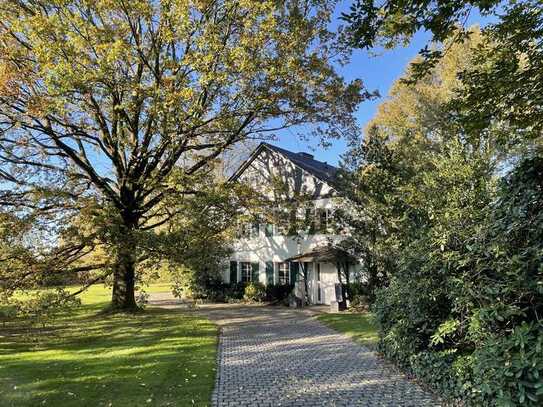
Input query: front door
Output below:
<box><xmin>306</xmin><ymin>262</ymin><xmax>325</xmax><ymax>304</ymax></box>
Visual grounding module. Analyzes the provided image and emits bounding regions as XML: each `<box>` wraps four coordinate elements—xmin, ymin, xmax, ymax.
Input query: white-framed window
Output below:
<box><xmin>240</xmin><ymin>222</ymin><xmax>260</xmax><ymax>239</ymax></box>
<box><xmin>318</xmin><ymin>208</ymin><xmax>328</xmax><ymax>233</ymax></box>
<box><xmin>277</xmin><ymin>262</ymin><xmax>290</xmax><ymax>285</ymax></box>
<box><xmin>308</xmin><ymin>207</ymin><xmax>332</xmax><ymax>234</ymax></box>
<box><xmin>240</xmin><ymin>262</ymin><xmax>252</xmax><ymax>282</ymax></box>
<box><xmin>239</xmin><ymin>222</ymin><xmax>249</xmax><ymax>239</ymax></box>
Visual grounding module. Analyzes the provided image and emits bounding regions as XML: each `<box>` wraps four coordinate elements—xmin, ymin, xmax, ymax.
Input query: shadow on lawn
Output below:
<box><xmin>1</xmin><ymin>306</ymin><xmax>208</xmax><ymax>351</ymax></box>
<box><xmin>0</xmin><ymin>303</ymin><xmax>217</xmax><ymax>407</ymax></box>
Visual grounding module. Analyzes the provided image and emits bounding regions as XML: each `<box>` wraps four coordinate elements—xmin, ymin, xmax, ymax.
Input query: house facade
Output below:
<box><xmin>225</xmin><ymin>143</ymin><xmax>360</xmax><ymax>305</ymax></box>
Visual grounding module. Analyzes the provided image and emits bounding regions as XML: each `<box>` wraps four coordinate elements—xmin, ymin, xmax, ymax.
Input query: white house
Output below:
<box><xmin>225</xmin><ymin>142</ymin><xmax>360</xmax><ymax>305</ymax></box>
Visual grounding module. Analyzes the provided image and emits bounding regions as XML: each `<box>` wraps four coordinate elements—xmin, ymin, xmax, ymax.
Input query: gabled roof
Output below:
<box><xmin>285</xmin><ymin>245</ymin><xmax>358</xmax><ymax>264</ymax></box>
<box><xmin>229</xmin><ymin>142</ymin><xmax>339</xmax><ymax>186</ymax></box>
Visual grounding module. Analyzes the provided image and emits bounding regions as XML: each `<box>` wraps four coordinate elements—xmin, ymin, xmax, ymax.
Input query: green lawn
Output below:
<box><xmin>0</xmin><ymin>284</ymin><xmax>218</xmax><ymax>407</ymax></box>
<box><xmin>317</xmin><ymin>312</ymin><xmax>379</xmax><ymax>349</ymax></box>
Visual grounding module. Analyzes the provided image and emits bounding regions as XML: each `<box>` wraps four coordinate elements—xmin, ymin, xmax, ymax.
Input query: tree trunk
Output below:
<box><xmin>110</xmin><ymin>211</ymin><xmax>139</xmax><ymax>311</ymax></box>
<box><xmin>111</xmin><ymin>247</ymin><xmax>138</xmax><ymax>311</ymax></box>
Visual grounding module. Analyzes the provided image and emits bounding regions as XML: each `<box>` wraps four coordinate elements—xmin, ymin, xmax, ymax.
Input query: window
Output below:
<box><xmin>240</xmin><ymin>262</ymin><xmax>259</xmax><ymax>282</ymax></box>
<box><xmin>264</xmin><ymin>223</ymin><xmax>274</xmax><ymax>237</ymax></box>
<box><xmin>278</xmin><ymin>262</ymin><xmax>289</xmax><ymax>285</ymax></box>
<box><xmin>334</xmin><ymin>209</ymin><xmax>347</xmax><ymax>234</ymax></box>
<box><xmin>240</xmin><ymin>222</ymin><xmax>260</xmax><ymax>239</ymax></box>
<box><xmin>305</xmin><ymin>207</ymin><xmax>315</xmax><ymax>234</ymax></box>
<box><xmin>274</xmin><ymin>223</ymin><xmax>287</xmax><ymax>236</ymax></box>
<box><xmin>305</xmin><ymin>207</ymin><xmax>331</xmax><ymax>234</ymax></box>
<box><xmin>314</xmin><ymin>208</ymin><xmax>331</xmax><ymax>234</ymax></box>
<box><xmin>287</xmin><ymin>209</ymin><xmax>299</xmax><ymax>235</ymax></box>
<box><xmin>318</xmin><ymin>208</ymin><xmax>328</xmax><ymax>232</ymax></box>
<box><xmin>239</xmin><ymin>223</ymin><xmax>250</xmax><ymax>239</ymax></box>
<box><xmin>240</xmin><ymin>262</ymin><xmax>252</xmax><ymax>282</ymax></box>
<box><xmin>273</xmin><ymin>209</ymin><xmax>289</xmax><ymax>236</ymax></box>
<box><xmin>250</xmin><ymin>222</ymin><xmax>259</xmax><ymax>238</ymax></box>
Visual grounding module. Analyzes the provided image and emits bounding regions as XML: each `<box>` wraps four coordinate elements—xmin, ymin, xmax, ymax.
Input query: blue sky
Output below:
<box><xmin>270</xmin><ymin>30</ymin><xmax>432</xmax><ymax>166</ymax></box>
<box><xmin>270</xmin><ymin>3</ymin><xmax>490</xmax><ymax>166</ymax></box>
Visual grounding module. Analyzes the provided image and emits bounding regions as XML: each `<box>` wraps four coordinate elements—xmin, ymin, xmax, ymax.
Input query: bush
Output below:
<box><xmin>346</xmin><ymin>282</ymin><xmax>371</xmax><ymax>310</ymax></box>
<box><xmin>243</xmin><ymin>282</ymin><xmax>266</xmax><ymax>302</ymax></box>
<box><xmin>39</xmin><ymin>271</ymin><xmax>80</xmax><ymax>287</ymax></box>
<box><xmin>371</xmin><ymin>154</ymin><xmax>543</xmax><ymax>405</ymax></box>
<box><xmin>0</xmin><ymin>303</ymin><xmax>17</xmax><ymax>326</ymax></box>
<box><xmin>17</xmin><ymin>290</ymin><xmax>81</xmax><ymax>328</ymax></box>
<box><xmin>171</xmin><ymin>265</ymin><xmax>226</xmax><ymax>302</ymax></box>
<box><xmin>374</xmin><ymin>276</ymin><xmax>449</xmax><ymax>368</ymax></box>
<box><xmin>410</xmin><ymin>351</ymin><xmax>475</xmax><ymax>403</ymax></box>
<box><xmin>223</xmin><ymin>282</ymin><xmax>246</xmax><ymax>302</ymax></box>
<box><xmin>264</xmin><ymin>284</ymin><xmax>293</xmax><ymax>303</ymax></box>
<box><xmin>472</xmin><ymin>322</ymin><xmax>543</xmax><ymax>406</ymax></box>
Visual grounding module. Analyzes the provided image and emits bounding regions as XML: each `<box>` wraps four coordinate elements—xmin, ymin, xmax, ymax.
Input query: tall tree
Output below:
<box><xmin>0</xmin><ymin>0</ymin><xmax>365</xmax><ymax>310</ymax></box>
<box><xmin>340</xmin><ymin>29</ymin><xmax>491</xmax><ymax>297</ymax></box>
<box><xmin>342</xmin><ymin>18</ymin><xmax>543</xmax><ymax>404</ymax></box>
<box><xmin>341</xmin><ymin>0</ymin><xmax>543</xmax><ymax>150</ymax></box>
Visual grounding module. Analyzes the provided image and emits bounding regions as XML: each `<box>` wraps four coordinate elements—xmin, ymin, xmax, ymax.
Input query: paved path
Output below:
<box><xmin>196</xmin><ymin>304</ymin><xmax>439</xmax><ymax>407</ymax></box>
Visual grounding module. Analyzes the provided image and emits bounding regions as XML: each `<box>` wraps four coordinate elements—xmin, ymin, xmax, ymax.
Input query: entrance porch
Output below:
<box><xmin>286</xmin><ymin>246</ymin><xmax>358</xmax><ymax>306</ymax></box>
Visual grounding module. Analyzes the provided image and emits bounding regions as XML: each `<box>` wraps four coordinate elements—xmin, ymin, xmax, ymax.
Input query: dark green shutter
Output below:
<box><xmin>289</xmin><ymin>262</ymin><xmax>299</xmax><ymax>285</ymax></box>
<box><xmin>251</xmin><ymin>262</ymin><xmax>259</xmax><ymax>283</ymax></box>
<box><xmin>265</xmin><ymin>262</ymin><xmax>274</xmax><ymax>285</ymax></box>
<box><xmin>265</xmin><ymin>223</ymin><xmax>273</xmax><ymax>237</ymax></box>
<box><xmin>229</xmin><ymin>261</ymin><xmax>237</xmax><ymax>283</ymax></box>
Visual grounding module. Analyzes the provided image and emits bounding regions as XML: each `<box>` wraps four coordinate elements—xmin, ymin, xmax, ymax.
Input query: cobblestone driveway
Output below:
<box><xmin>198</xmin><ymin>304</ymin><xmax>439</xmax><ymax>407</ymax></box>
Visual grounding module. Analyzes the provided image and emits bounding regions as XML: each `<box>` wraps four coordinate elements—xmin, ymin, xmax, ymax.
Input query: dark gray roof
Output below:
<box><xmin>262</xmin><ymin>143</ymin><xmax>339</xmax><ymax>185</ymax></box>
<box><xmin>285</xmin><ymin>245</ymin><xmax>357</xmax><ymax>263</ymax></box>
<box><xmin>228</xmin><ymin>142</ymin><xmax>340</xmax><ymax>187</ymax></box>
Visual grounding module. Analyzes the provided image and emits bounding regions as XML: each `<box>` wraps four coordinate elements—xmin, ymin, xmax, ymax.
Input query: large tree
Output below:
<box><xmin>0</xmin><ymin>0</ymin><xmax>365</xmax><ymax>310</ymax></box>
<box><xmin>338</xmin><ymin>29</ymin><xmax>490</xmax><ymax>295</ymax></box>
<box><xmin>341</xmin><ymin>4</ymin><xmax>543</xmax><ymax>402</ymax></box>
<box><xmin>341</xmin><ymin>0</ymin><xmax>543</xmax><ymax>149</ymax></box>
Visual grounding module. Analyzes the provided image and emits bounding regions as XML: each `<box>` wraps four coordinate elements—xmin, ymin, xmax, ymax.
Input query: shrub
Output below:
<box><xmin>264</xmin><ymin>284</ymin><xmax>293</xmax><ymax>303</ymax></box>
<box><xmin>135</xmin><ymin>290</ymin><xmax>149</xmax><ymax>308</ymax></box>
<box><xmin>346</xmin><ymin>282</ymin><xmax>371</xmax><ymax>310</ymax></box>
<box><xmin>224</xmin><ymin>282</ymin><xmax>247</xmax><ymax>302</ymax></box>
<box><xmin>472</xmin><ymin>322</ymin><xmax>543</xmax><ymax>406</ymax></box>
<box><xmin>243</xmin><ymin>282</ymin><xmax>266</xmax><ymax>303</ymax></box>
<box><xmin>371</xmin><ymin>154</ymin><xmax>543</xmax><ymax>405</ymax></box>
<box><xmin>0</xmin><ymin>303</ymin><xmax>17</xmax><ymax>327</ymax></box>
<box><xmin>410</xmin><ymin>351</ymin><xmax>475</xmax><ymax>403</ymax></box>
<box><xmin>171</xmin><ymin>265</ymin><xmax>225</xmax><ymax>302</ymax></box>
<box><xmin>373</xmin><ymin>276</ymin><xmax>449</xmax><ymax>367</ymax></box>
<box><xmin>39</xmin><ymin>271</ymin><xmax>80</xmax><ymax>287</ymax></box>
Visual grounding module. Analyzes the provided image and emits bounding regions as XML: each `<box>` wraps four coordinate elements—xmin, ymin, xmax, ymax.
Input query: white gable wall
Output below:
<box><xmin>237</xmin><ymin>146</ymin><xmax>336</xmax><ymax>200</ymax></box>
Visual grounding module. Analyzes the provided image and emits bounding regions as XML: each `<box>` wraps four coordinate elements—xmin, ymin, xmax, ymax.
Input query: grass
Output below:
<box><xmin>0</xmin><ymin>284</ymin><xmax>218</xmax><ymax>407</ymax></box>
<box><xmin>317</xmin><ymin>312</ymin><xmax>379</xmax><ymax>349</ymax></box>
